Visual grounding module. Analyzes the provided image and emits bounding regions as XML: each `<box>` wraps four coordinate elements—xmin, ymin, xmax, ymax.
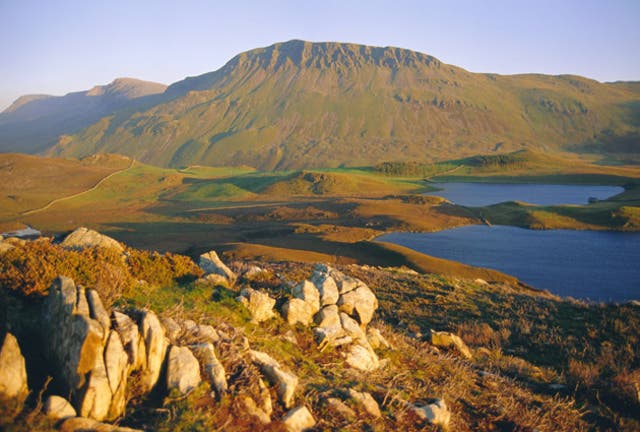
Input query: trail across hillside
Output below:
<box><xmin>21</xmin><ymin>158</ymin><xmax>136</xmax><ymax>216</ymax></box>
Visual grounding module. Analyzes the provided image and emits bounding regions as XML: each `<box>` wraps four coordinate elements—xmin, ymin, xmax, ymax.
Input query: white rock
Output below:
<box><xmin>112</xmin><ymin>311</ymin><xmax>145</xmax><ymax>371</ymax></box>
<box><xmin>44</xmin><ymin>395</ymin><xmax>77</xmax><ymax>420</ymax></box>
<box><xmin>411</xmin><ymin>398</ymin><xmax>451</xmax><ymax>428</ymax></box>
<box><xmin>348</xmin><ymin>389</ymin><xmax>381</xmax><ymax>418</ymax></box>
<box><xmin>325</xmin><ymin>397</ymin><xmax>356</xmax><ymax>419</ymax></box>
<box><xmin>167</xmin><ymin>346</ymin><xmax>201</xmax><ymax>394</ymax></box>
<box><xmin>337</xmin><ymin>285</ymin><xmax>378</xmax><ymax>326</ymax></box>
<box><xmin>160</xmin><ymin>316</ymin><xmax>182</xmax><ymax>343</ymax></box>
<box><xmin>283</xmin><ymin>298</ymin><xmax>315</xmax><ymax>326</ymax></box>
<box><xmin>104</xmin><ymin>331</ymin><xmax>128</xmax><ymax>419</ymax></box>
<box><xmin>292</xmin><ymin>280</ymin><xmax>320</xmax><ymax>313</ymax></box>
<box><xmin>314</xmin><ymin>305</ymin><xmax>341</xmax><ymax>328</ymax></box>
<box><xmin>429</xmin><ymin>330</ymin><xmax>472</xmax><ymax>359</ymax></box>
<box><xmin>345</xmin><ymin>344</ymin><xmax>379</xmax><ymax>372</ymax></box>
<box><xmin>192</xmin><ymin>343</ymin><xmax>227</xmax><ymax>395</ymax></box>
<box><xmin>282</xmin><ymin>406</ymin><xmax>316</xmax><ymax>432</ymax></box>
<box><xmin>199</xmin><ymin>250</ymin><xmax>236</xmax><ymax>281</ymax></box>
<box><xmin>0</xmin><ymin>333</ymin><xmax>28</xmax><ymax>410</ymax></box>
<box><xmin>310</xmin><ymin>264</ymin><xmax>339</xmax><ymax>305</ymax></box>
<box><xmin>60</xmin><ymin>227</ymin><xmax>124</xmax><ymax>252</ymax></box>
<box><xmin>237</xmin><ymin>288</ymin><xmax>276</xmax><ymax>323</ymax></box>
<box><xmin>239</xmin><ymin>396</ymin><xmax>271</xmax><ymax>425</ymax></box>
<box><xmin>367</xmin><ymin>328</ymin><xmax>391</xmax><ymax>350</ymax></box>
<box><xmin>140</xmin><ymin>310</ymin><xmax>169</xmax><ymax>392</ymax></box>
<box><xmin>250</xmin><ymin>350</ymin><xmax>298</xmax><ymax>408</ymax></box>
<box><xmin>339</xmin><ymin>312</ymin><xmax>367</xmax><ymax>342</ymax></box>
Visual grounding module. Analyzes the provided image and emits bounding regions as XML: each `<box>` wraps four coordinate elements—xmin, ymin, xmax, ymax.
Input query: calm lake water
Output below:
<box><xmin>428</xmin><ymin>183</ymin><xmax>624</xmax><ymax>206</ymax></box>
<box><xmin>379</xmin><ymin>226</ymin><xmax>640</xmax><ymax>303</ymax></box>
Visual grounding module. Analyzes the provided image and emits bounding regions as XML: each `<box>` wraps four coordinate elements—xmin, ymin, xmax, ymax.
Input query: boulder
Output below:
<box><xmin>197</xmin><ymin>273</ymin><xmax>229</xmax><ymax>287</ymax></box>
<box><xmin>192</xmin><ymin>343</ymin><xmax>227</xmax><ymax>395</ymax></box>
<box><xmin>0</xmin><ymin>333</ymin><xmax>28</xmax><ymax>418</ymax></box>
<box><xmin>44</xmin><ymin>395</ymin><xmax>77</xmax><ymax>421</ymax></box>
<box><xmin>282</xmin><ymin>406</ymin><xmax>316</xmax><ymax>432</ymax></box>
<box><xmin>237</xmin><ymin>288</ymin><xmax>276</xmax><ymax>323</ymax></box>
<box><xmin>60</xmin><ymin>227</ymin><xmax>124</xmax><ymax>252</ymax></box>
<box><xmin>292</xmin><ymin>280</ymin><xmax>320</xmax><ymax>313</ymax></box>
<box><xmin>166</xmin><ymin>346</ymin><xmax>201</xmax><ymax>394</ymax></box>
<box><xmin>347</xmin><ymin>389</ymin><xmax>381</xmax><ymax>418</ymax></box>
<box><xmin>327</xmin><ymin>267</ymin><xmax>364</xmax><ymax>294</ymax></box>
<box><xmin>410</xmin><ymin>398</ymin><xmax>451</xmax><ymax>428</ymax></box>
<box><xmin>345</xmin><ymin>344</ymin><xmax>379</xmax><ymax>372</ymax></box>
<box><xmin>87</xmin><ymin>289</ymin><xmax>111</xmax><ymax>339</ymax></box>
<box><xmin>310</xmin><ymin>266</ymin><xmax>340</xmax><ymax>306</ymax></box>
<box><xmin>160</xmin><ymin>316</ymin><xmax>182</xmax><ymax>343</ymax></box>
<box><xmin>429</xmin><ymin>330</ymin><xmax>472</xmax><ymax>359</ymax></box>
<box><xmin>78</xmin><ymin>346</ymin><xmax>112</xmax><ymax>420</ymax></box>
<box><xmin>140</xmin><ymin>309</ymin><xmax>169</xmax><ymax>392</ymax></box>
<box><xmin>337</xmin><ymin>285</ymin><xmax>378</xmax><ymax>326</ymax></box>
<box><xmin>283</xmin><ymin>298</ymin><xmax>315</xmax><ymax>326</ymax></box>
<box><xmin>196</xmin><ymin>324</ymin><xmax>220</xmax><ymax>343</ymax></box>
<box><xmin>59</xmin><ymin>417</ymin><xmax>143</xmax><ymax>432</ymax></box>
<box><xmin>250</xmin><ymin>350</ymin><xmax>298</xmax><ymax>408</ymax></box>
<box><xmin>340</xmin><ymin>313</ymin><xmax>367</xmax><ymax>342</ymax></box>
<box><xmin>198</xmin><ymin>250</ymin><xmax>236</xmax><ymax>281</ymax></box>
<box><xmin>314</xmin><ymin>305</ymin><xmax>341</xmax><ymax>328</ymax></box>
<box><xmin>258</xmin><ymin>378</ymin><xmax>273</xmax><ymax>416</ymax></box>
<box><xmin>111</xmin><ymin>311</ymin><xmax>145</xmax><ymax>371</ymax></box>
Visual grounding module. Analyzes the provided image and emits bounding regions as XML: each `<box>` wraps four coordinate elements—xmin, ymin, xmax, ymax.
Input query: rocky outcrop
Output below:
<box><xmin>44</xmin><ymin>395</ymin><xmax>77</xmax><ymax>421</ymax></box>
<box><xmin>60</xmin><ymin>227</ymin><xmax>124</xmax><ymax>252</ymax></box>
<box><xmin>166</xmin><ymin>346</ymin><xmax>201</xmax><ymax>394</ymax></box>
<box><xmin>43</xmin><ymin>276</ymin><xmax>126</xmax><ymax>421</ymax></box>
<box><xmin>0</xmin><ymin>332</ymin><xmax>28</xmax><ymax>419</ymax></box>
<box><xmin>337</xmin><ymin>284</ymin><xmax>378</xmax><ymax>326</ymax></box>
<box><xmin>111</xmin><ymin>311</ymin><xmax>146</xmax><ymax>371</ymax></box>
<box><xmin>237</xmin><ymin>288</ymin><xmax>276</xmax><ymax>323</ymax></box>
<box><xmin>429</xmin><ymin>330</ymin><xmax>473</xmax><ymax>359</ymax></box>
<box><xmin>282</xmin><ymin>406</ymin><xmax>316</xmax><ymax>432</ymax></box>
<box><xmin>292</xmin><ymin>280</ymin><xmax>321</xmax><ymax>313</ymax></box>
<box><xmin>199</xmin><ymin>250</ymin><xmax>236</xmax><ymax>282</ymax></box>
<box><xmin>250</xmin><ymin>350</ymin><xmax>299</xmax><ymax>408</ymax></box>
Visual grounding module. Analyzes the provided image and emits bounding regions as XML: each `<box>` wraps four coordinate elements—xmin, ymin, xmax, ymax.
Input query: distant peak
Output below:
<box><xmin>3</xmin><ymin>94</ymin><xmax>53</xmax><ymax>114</ymax></box>
<box><xmin>85</xmin><ymin>77</ymin><xmax>167</xmax><ymax>99</ymax></box>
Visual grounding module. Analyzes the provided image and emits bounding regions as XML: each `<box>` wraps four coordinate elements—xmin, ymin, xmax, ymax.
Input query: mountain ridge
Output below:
<box><xmin>2</xmin><ymin>40</ymin><xmax>639</xmax><ymax>167</ymax></box>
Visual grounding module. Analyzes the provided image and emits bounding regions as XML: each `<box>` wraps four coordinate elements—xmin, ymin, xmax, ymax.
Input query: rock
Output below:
<box><xmin>140</xmin><ymin>309</ymin><xmax>169</xmax><ymax>392</ymax></box>
<box><xmin>0</xmin><ymin>333</ymin><xmax>28</xmax><ymax>418</ymax></box>
<box><xmin>239</xmin><ymin>396</ymin><xmax>271</xmax><ymax>425</ymax></box>
<box><xmin>104</xmin><ymin>331</ymin><xmax>128</xmax><ymax>419</ymax></box>
<box><xmin>292</xmin><ymin>280</ymin><xmax>320</xmax><ymax>313</ymax></box>
<box><xmin>44</xmin><ymin>276</ymin><xmax>116</xmax><ymax>421</ymax></box>
<box><xmin>87</xmin><ymin>289</ymin><xmax>111</xmax><ymax>338</ymax></box>
<box><xmin>250</xmin><ymin>350</ymin><xmax>298</xmax><ymax>408</ymax></box>
<box><xmin>310</xmin><ymin>266</ymin><xmax>340</xmax><ymax>306</ymax></box>
<box><xmin>111</xmin><ymin>311</ymin><xmax>145</xmax><ymax>371</ymax></box>
<box><xmin>429</xmin><ymin>330</ymin><xmax>473</xmax><ymax>359</ymax></box>
<box><xmin>196</xmin><ymin>324</ymin><xmax>220</xmax><ymax>343</ymax></box>
<box><xmin>192</xmin><ymin>343</ymin><xmax>227</xmax><ymax>395</ymax></box>
<box><xmin>410</xmin><ymin>398</ymin><xmax>451</xmax><ymax>428</ymax></box>
<box><xmin>59</xmin><ymin>417</ymin><xmax>143</xmax><ymax>432</ymax></box>
<box><xmin>258</xmin><ymin>378</ymin><xmax>273</xmax><ymax>416</ymax></box>
<box><xmin>44</xmin><ymin>395</ymin><xmax>77</xmax><ymax>421</ymax></box>
<box><xmin>282</xmin><ymin>406</ymin><xmax>315</xmax><ymax>432</ymax></box>
<box><xmin>181</xmin><ymin>319</ymin><xmax>198</xmax><ymax>334</ymax></box>
<box><xmin>367</xmin><ymin>328</ymin><xmax>391</xmax><ymax>350</ymax></box>
<box><xmin>197</xmin><ymin>273</ymin><xmax>229</xmax><ymax>287</ymax></box>
<box><xmin>314</xmin><ymin>305</ymin><xmax>341</xmax><ymax>328</ymax></box>
<box><xmin>347</xmin><ymin>389</ymin><xmax>381</xmax><ymax>418</ymax></box>
<box><xmin>243</xmin><ymin>265</ymin><xmax>267</xmax><ymax>279</ymax></box>
<box><xmin>327</xmin><ymin>267</ymin><xmax>364</xmax><ymax>294</ymax></box>
<box><xmin>340</xmin><ymin>312</ymin><xmax>367</xmax><ymax>342</ymax></box>
<box><xmin>325</xmin><ymin>397</ymin><xmax>356</xmax><ymax>420</ymax></box>
<box><xmin>160</xmin><ymin>316</ymin><xmax>182</xmax><ymax>343</ymax></box>
<box><xmin>60</xmin><ymin>227</ymin><xmax>124</xmax><ymax>252</ymax></box>
<box><xmin>199</xmin><ymin>250</ymin><xmax>236</xmax><ymax>281</ymax></box>
<box><xmin>167</xmin><ymin>346</ymin><xmax>201</xmax><ymax>394</ymax></box>
<box><xmin>237</xmin><ymin>288</ymin><xmax>276</xmax><ymax>323</ymax></box>
<box><xmin>345</xmin><ymin>344</ymin><xmax>379</xmax><ymax>372</ymax></box>
<box><xmin>337</xmin><ymin>285</ymin><xmax>378</xmax><ymax>326</ymax></box>
<box><xmin>283</xmin><ymin>298</ymin><xmax>315</xmax><ymax>326</ymax></box>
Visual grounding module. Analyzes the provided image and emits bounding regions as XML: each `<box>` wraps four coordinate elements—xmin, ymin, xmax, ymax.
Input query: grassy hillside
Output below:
<box><xmin>46</xmin><ymin>40</ymin><xmax>639</xmax><ymax>169</ymax></box>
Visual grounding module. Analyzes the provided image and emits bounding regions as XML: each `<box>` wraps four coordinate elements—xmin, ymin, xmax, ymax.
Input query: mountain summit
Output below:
<box><xmin>4</xmin><ymin>40</ymin><xmax>639</xmax><ymax>167</ymax></box>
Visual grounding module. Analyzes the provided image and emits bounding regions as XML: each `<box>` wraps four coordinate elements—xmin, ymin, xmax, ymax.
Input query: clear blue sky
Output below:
<box><xmin>1</xmin><ymin>0</ymin><xmax>639</xmax><ymax>110</ymax></box>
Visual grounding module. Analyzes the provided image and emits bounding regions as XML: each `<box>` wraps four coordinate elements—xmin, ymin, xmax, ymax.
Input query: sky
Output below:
<box><xmin>1</xmin><ymin>0</ymin><xmax>639</xmax><ymax>111</ymax></box>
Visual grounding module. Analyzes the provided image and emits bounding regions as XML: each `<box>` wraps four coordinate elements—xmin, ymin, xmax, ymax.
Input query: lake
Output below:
<box><xmin>427</xmin><ymin>182</ymin><xmax>624</xmax><ymax>206</ymax></box>
<box><xmin>379</xmin><ymin>226</ymin><xmax>640</xmax><ymax>303</ymax></box>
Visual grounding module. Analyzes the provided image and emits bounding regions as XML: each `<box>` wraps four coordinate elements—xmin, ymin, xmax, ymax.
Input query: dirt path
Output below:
<box><xmin>21</xmin><ymin>158</ymin><xmax>136</xmax><ymax>216</ymax></box>
<box><xmin>424</xmin><ymin>164</ymin><xmax>463</xmax><ymax>182</ymax></box>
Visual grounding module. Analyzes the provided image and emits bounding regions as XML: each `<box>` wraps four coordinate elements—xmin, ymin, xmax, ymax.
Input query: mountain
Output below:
<box><xmin>6</xmin><ymin>40</ymin><xmax>640</xmax><ymax>168</ymax></box>
<box><xmin>0</xmin><ymin>78</ymin><xmax>167</xmax><ymax>153</ymax></box>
